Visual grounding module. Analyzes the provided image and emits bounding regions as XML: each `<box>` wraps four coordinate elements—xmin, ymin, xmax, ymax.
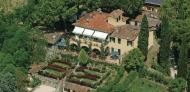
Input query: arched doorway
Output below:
<box><xmin>81</xmin><ymin>46</ymin><xmax>89</xmax><ymax>52</ymax></box>
<box><xmin>92</xmin><ymin>48</ymin><xmax>100</xmax><ymax>55</ymax></box>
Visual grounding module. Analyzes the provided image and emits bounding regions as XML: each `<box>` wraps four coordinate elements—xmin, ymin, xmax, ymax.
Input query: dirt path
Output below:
<box><xmin>145</xmin><ymin>37</ymin><xmax>160</xmax><ymax>67</ymax></box>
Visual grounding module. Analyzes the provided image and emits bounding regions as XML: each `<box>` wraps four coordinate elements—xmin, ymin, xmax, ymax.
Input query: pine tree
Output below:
<box><xmin>178</xmin><ymin>37</ymin><xmax>188</xmax><ymax>80</ymax></box>
<box><xmin>138</xmin><ymin>15</ymin><xmax>149</xmax><ymax>59</ymax></box>
<box><xmin>158</xmin><ymin>16</ymin><xmax>171</xmax><ymax>70</ymax></box>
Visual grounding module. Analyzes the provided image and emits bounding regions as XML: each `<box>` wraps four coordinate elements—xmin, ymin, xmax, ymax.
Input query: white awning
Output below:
<box><xmin>92</xmin><ymin>31</ymin><xmax>108</xmax><ymax>40</ymax></box>
<box><xmin>82</xmin><ymin>29</ymin><xmax>94</xmax><ymax>37</ymax></box>
<box><xmin>72</xmin><ymin>26</ymin><xmax>84</xmax><ymax>35</ymax></box>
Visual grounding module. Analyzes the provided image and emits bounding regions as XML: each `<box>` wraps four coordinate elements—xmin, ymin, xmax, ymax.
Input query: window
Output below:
<box><xmin>147</xmin><ymin>7</ymin><xmax>151</xmax><ymax>10</ymax></box>
<box><xmin>116</xmin><ymin>18</ymin><xmax>119</xmax><ymax>22</ymax></box>
<box><xmin>127</xmin><ymin>41</ymin><xmax>133</xmax><ymax>46</ymax></box>
<box><xmin>64</xmin><ymin>88</ymin><xmax>68</xmax><ymax>91</ymax></box>
<box><xmin>110</xmin><ymin>37</ymin><xmax>115</xmax><ymax>43</ymax></box>
<box><xmin>135</xmin><ymin>22</ymin><xmax>138</xmax><ymax>26</ymax></box>
<box><xmin>111</xmin><ymin>47</ymin><xmax>114</xmax><ymax>52</ymax></box>
<box><xmin>118</xmin><ymin>38</ymin><xmax>121</xmax><ymax>44</ymax></box>
<box><xmin>118</xmin><ymin>49</ymin><xmax>121</xmax><ymax>55</ymax></box>
<box><xmin>119</xmin><ymin>16</ymin><xmax>121</xmax><ymax>20</ymax></box>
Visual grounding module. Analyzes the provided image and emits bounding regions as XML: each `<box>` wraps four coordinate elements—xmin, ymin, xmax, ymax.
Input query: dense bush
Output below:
<box><xmin>124</xmin><ymin>70</ymin><xmax>138</xmax><ymax>85</ymax></box>
<box><xmin>32</xmin><ymin>77</ymin><xmax>41</xmax><ymax>87</ymax></box>
<box><xmin>151</xmin><ymin>61</ymin><xmax>166</xmax><ymax>74</ymax></box>
<box><xmin>97</xmin><ymin>66</ymin><xmax>125</xmax><ymax>92</ymax></box>
<box><xmin>138</xmin><ymin>68</ymin><xmax>170</xmax><ymax>85</ymax></box>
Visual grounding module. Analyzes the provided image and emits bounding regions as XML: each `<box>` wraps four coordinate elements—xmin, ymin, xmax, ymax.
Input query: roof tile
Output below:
<box><xmin>73</xmin><ymin>11</ymin><xmax>115</xmax><ymax>33</ymax></box>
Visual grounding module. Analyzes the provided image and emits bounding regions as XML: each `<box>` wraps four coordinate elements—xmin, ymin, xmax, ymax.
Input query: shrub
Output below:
<box><xmin>151</xmin><ymin>61</ymin><xmax>165</xmax><ymax>74</ymax></box>
<box><xmin>32</xmin><ymin>77</ymin><xmax>41</xmax><ymax>87</ymax></box>
<box><xmin>124</xmin><ymin>70</ymin><xmax>138</xmax><ymax>85</ymax></box>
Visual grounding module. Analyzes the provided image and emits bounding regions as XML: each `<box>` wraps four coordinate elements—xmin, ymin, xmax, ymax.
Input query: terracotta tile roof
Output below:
<box><xmin>147</xmin><ymin>17</ymin><xmax>160</xmax><ymax>27</ymax></box>
<box><xmin>73</xmin><ymin>11</ymin><xmax>115</xmax><ymax>33</ymax></box>
<box><xmin>122</xmin><ymin>17</ymin><xmax>129</xmax><ymax>22</ymax></box>
<box><xmin>44</xmin><ymin>32</ymin><xmax>64</xmax><ymax>44</ymax></box>
<box><xmin>63</xmin><ymin>83</ymin><xmax>90</xmax><ymax>92</ymax></box>
<box><xmin>132</xmin><ymin>14</ymin><xmax>144</xmax><ymax>22</ymax></box>
<box><xmin>108</xmin><ymin>9</ymin><xmax>124</xmax><ymax>19</ymax></box>
<box><xmin>111</xmin><ymin>25</ymin><xmax>140</xmax><ymax>41</ymax></box>
<box><xmin>143</xmin><ymin>10</ymin><xmax>159</xmax><ymax>18</ymax></box>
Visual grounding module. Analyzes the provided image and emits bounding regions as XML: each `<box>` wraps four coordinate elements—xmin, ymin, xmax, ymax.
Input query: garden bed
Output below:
<box><xmin>67</xmin><ymin>66</ymin><xmax>111</xmax><ymax>88</ymax></box>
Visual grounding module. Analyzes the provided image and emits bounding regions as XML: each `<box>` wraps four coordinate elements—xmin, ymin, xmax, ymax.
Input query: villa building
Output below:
<box><xmin>143</xmin><ymin>0</ymin><xmax>162</xmax><ymax>13</ymax></box>
<box><xmin>70</xmin><ymin>9</ymin><xmax>160</xmax><ymax>63</ymax></box>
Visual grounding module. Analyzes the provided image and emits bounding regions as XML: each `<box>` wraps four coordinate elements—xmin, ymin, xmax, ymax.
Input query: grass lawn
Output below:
<box><xmin>129</xmin><ymin>78</ymin><xmax>168</xmax><ymax>92</ymax></box>
<box><xmin>53</xmin><ymin>62</ymin><xmax>70</xmax><ymax>68</ymax></box>
<box><xmin>43</xmin><ymin>69</ymin><xmax>62</xmax><ymax>76</ymax></box>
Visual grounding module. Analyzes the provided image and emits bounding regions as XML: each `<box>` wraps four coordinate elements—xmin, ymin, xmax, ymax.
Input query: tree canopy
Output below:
<box><xmin>138</xmin><ymin>15</ymin><xmax>149</xmax><ymax>59</ymax></box>
<box><xmin>169</xmin><ymin>77</ymin><xmax>186</xmax><ymax>92</ymax></box>
<box><xmin>78</xmin><ymin>49</ymin><xmax>88</xmax><ymax>65</ymax></box>
<box><xmin>123</xmin><ymin>48</ymin><xmax>145</xmax><ymax>70</ymax></box>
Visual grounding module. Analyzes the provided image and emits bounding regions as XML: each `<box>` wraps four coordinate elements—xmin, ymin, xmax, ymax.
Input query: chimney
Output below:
<box><xmin>89</xmin><ymin>14</ymin><xmax>93</xmax><ymax>20</ymax></box>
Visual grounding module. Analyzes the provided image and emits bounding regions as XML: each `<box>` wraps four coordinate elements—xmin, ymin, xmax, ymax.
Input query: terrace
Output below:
<box><xmin>70</xmin><ymin>35</ymin><xmax>109</xmax><ymax>48</ymax></box>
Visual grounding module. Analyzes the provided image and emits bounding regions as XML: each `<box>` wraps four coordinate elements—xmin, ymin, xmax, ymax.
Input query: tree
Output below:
<box><xmin>78</xmin><ymin>49</ymin><xmax>88</xmax><ymax>65</ymax></box>
<box><xmin>0</xmin><ymin>73</ymin><xmax>17</xmax><ymax>92</ymax></box>
<box><xmin>28</xmin><ymin>28</ymin><xmax>47</xmax><ymax>64</ymax></box>
<box><xmin>100</xmin><ymin>43</ymin><xmax>105</xmax><ymax>60</ymax></box>
<box><xmin>138</xmin><ymin>15</ymin><xmax>149</xmax><ymax>59</ymax></box>
<box><xmin>123</xmin><ymin>48</ymin><xmax>145</xmax><ymax>71</ymax></box>
<box><xmin>158</xmin><ymin>16</ymin><xmax>171</xmax><ymax>72</ymax></box>
<box><xmin>178</xmin><ymin>37</ymin><xmax>188</xmax><ymax>79</ymax></box>
<box><xmin>88</xmin><ymin>42</ymin><xmax>92</xmax><ymax>53</ymax></box>
<box><xmin>170</xmin><ymin>77</ymin><xmax>186</xmax><ymax>92</ymax></box>
<box><xmin>77</xmin><ymin>40</ymin><xmax>81</xmax><ymax>52</ymax></box>
<box><xmin>159</xmin><ymin>0</ymin><xmax>190</xmax><ymax>19</ymax></box>
<box><xmin>31</xmin><ymin>0</ymin><xmax>78</xmax><ymax>27</ymax></box>
<box><xmin>99</xmin><ymin>0</ymin><xmax>144</xmax><ymax>16</ymax></box>
<box><xmin>65</xmin><ymin>37</ymin><xmax>70</xmax><ymax>51</ymax></box>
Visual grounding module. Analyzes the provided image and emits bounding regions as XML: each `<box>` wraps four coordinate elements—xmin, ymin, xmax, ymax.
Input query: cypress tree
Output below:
<box><xmin>138</xmin><ymin>15</ymin><xmax>149</xmax><ymax>59</ymax></box>
<box><xmin>178</xmin><ymin>37</ymin><xmax>188</xmax><ymax>80</ymax></box>
<box><xmin>158</xmin><ymin>16</ymin><xmax>171</xmax><ymax>70</ymax></box>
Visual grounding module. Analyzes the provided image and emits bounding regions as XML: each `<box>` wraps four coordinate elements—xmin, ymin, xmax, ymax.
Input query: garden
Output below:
<box><xmin>36</xmin><ymin>53</ymin><xmax>117</xmax><ymax>89</ymax></box>
<box><xmin>67</xmin><ymin>63</ymin><xmax>112</xmax><ymax>88</ymax></box>
<box><xmin>38</xmin><ymin>59</ymin><xmax>74</xmax><ymax>79</ymax></box>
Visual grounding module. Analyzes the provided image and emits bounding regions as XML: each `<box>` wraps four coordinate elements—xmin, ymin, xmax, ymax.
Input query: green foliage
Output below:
<box><xmin>100</xmin><ymin>43</ymin><xmax>105</xmax><ymax>60</ymax></box>
<box><xmin>123</xmin><ymin>48</ymin><xmax>145</xmax><ymax>71</ymax></box>
<box><xmin>99</xmin><ymin>0</ymin><xmax>144</xmax><ymax>15</ymax></box>
<box><xmin>88</xmin><ymin>42</ymin><xmax>92</xmax><ymax>53</ymax></box>
<box><xmin>113</xmin><ymin>83</ymin><xmax>126</xmax><ymax>92</ymax></box>
<box><xmin>97</xmin><ymin>66</ymin><xmax>124</xmax><ymax>92</ymax></box>
<box><xmin>32</xmin><ymin>77</ymin><xmax>41</xmax><ymax>87</ymax></box>
<box><xmin>0</xmin><ymin>73</ymin><xmax>17</xmax><ymax>92</ymax></box>
<box><xmin>151</xmin><ymin>62</ymin><xmax>165</xmax><ymax>74</ymax></box>
<box><xmin>159</xmin><ymin>0</ymin><xmax>190</xmax><ymax>19</ymax></box>
<box><xmin>65</xmin><ymin>37</ymin><xmax>70</xmax><ymax>51</ymax></box>
<box><xmin>178</xmin><ymin>37</ymin><xmax>188</xmax><ymax>80</ymax></box>
<box><xmin>138</xmin><ymin>15</ymin><xmax>149</xmax><ymax>58</ymax></box>
<box><xmin>31</xmin><ymin>0</ymin><xmax>78</xmax><ymax>27</ymax></box>
<box><xmin>169</xmin><ymin>77</ymin><xmax>186</xmax><ymax>92</ymax></box>
<box><xmin>77</xmin><ymin>40</ymin><xmax>81</xmax><ymax>52</ymax></box>
<box><xmin>124</xmin><ymin>70</ymin><xmax>138</xmax><ymax>85</ymax></box>
<box><xmin>158</xmin><ymin>16</ymin><xmax>171</xmax><ymax>72</ymax></box>
<box><xmin>78</xmin><ymin>49</ymin><xmax>88</xmax><ymax>65</ymax></box>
